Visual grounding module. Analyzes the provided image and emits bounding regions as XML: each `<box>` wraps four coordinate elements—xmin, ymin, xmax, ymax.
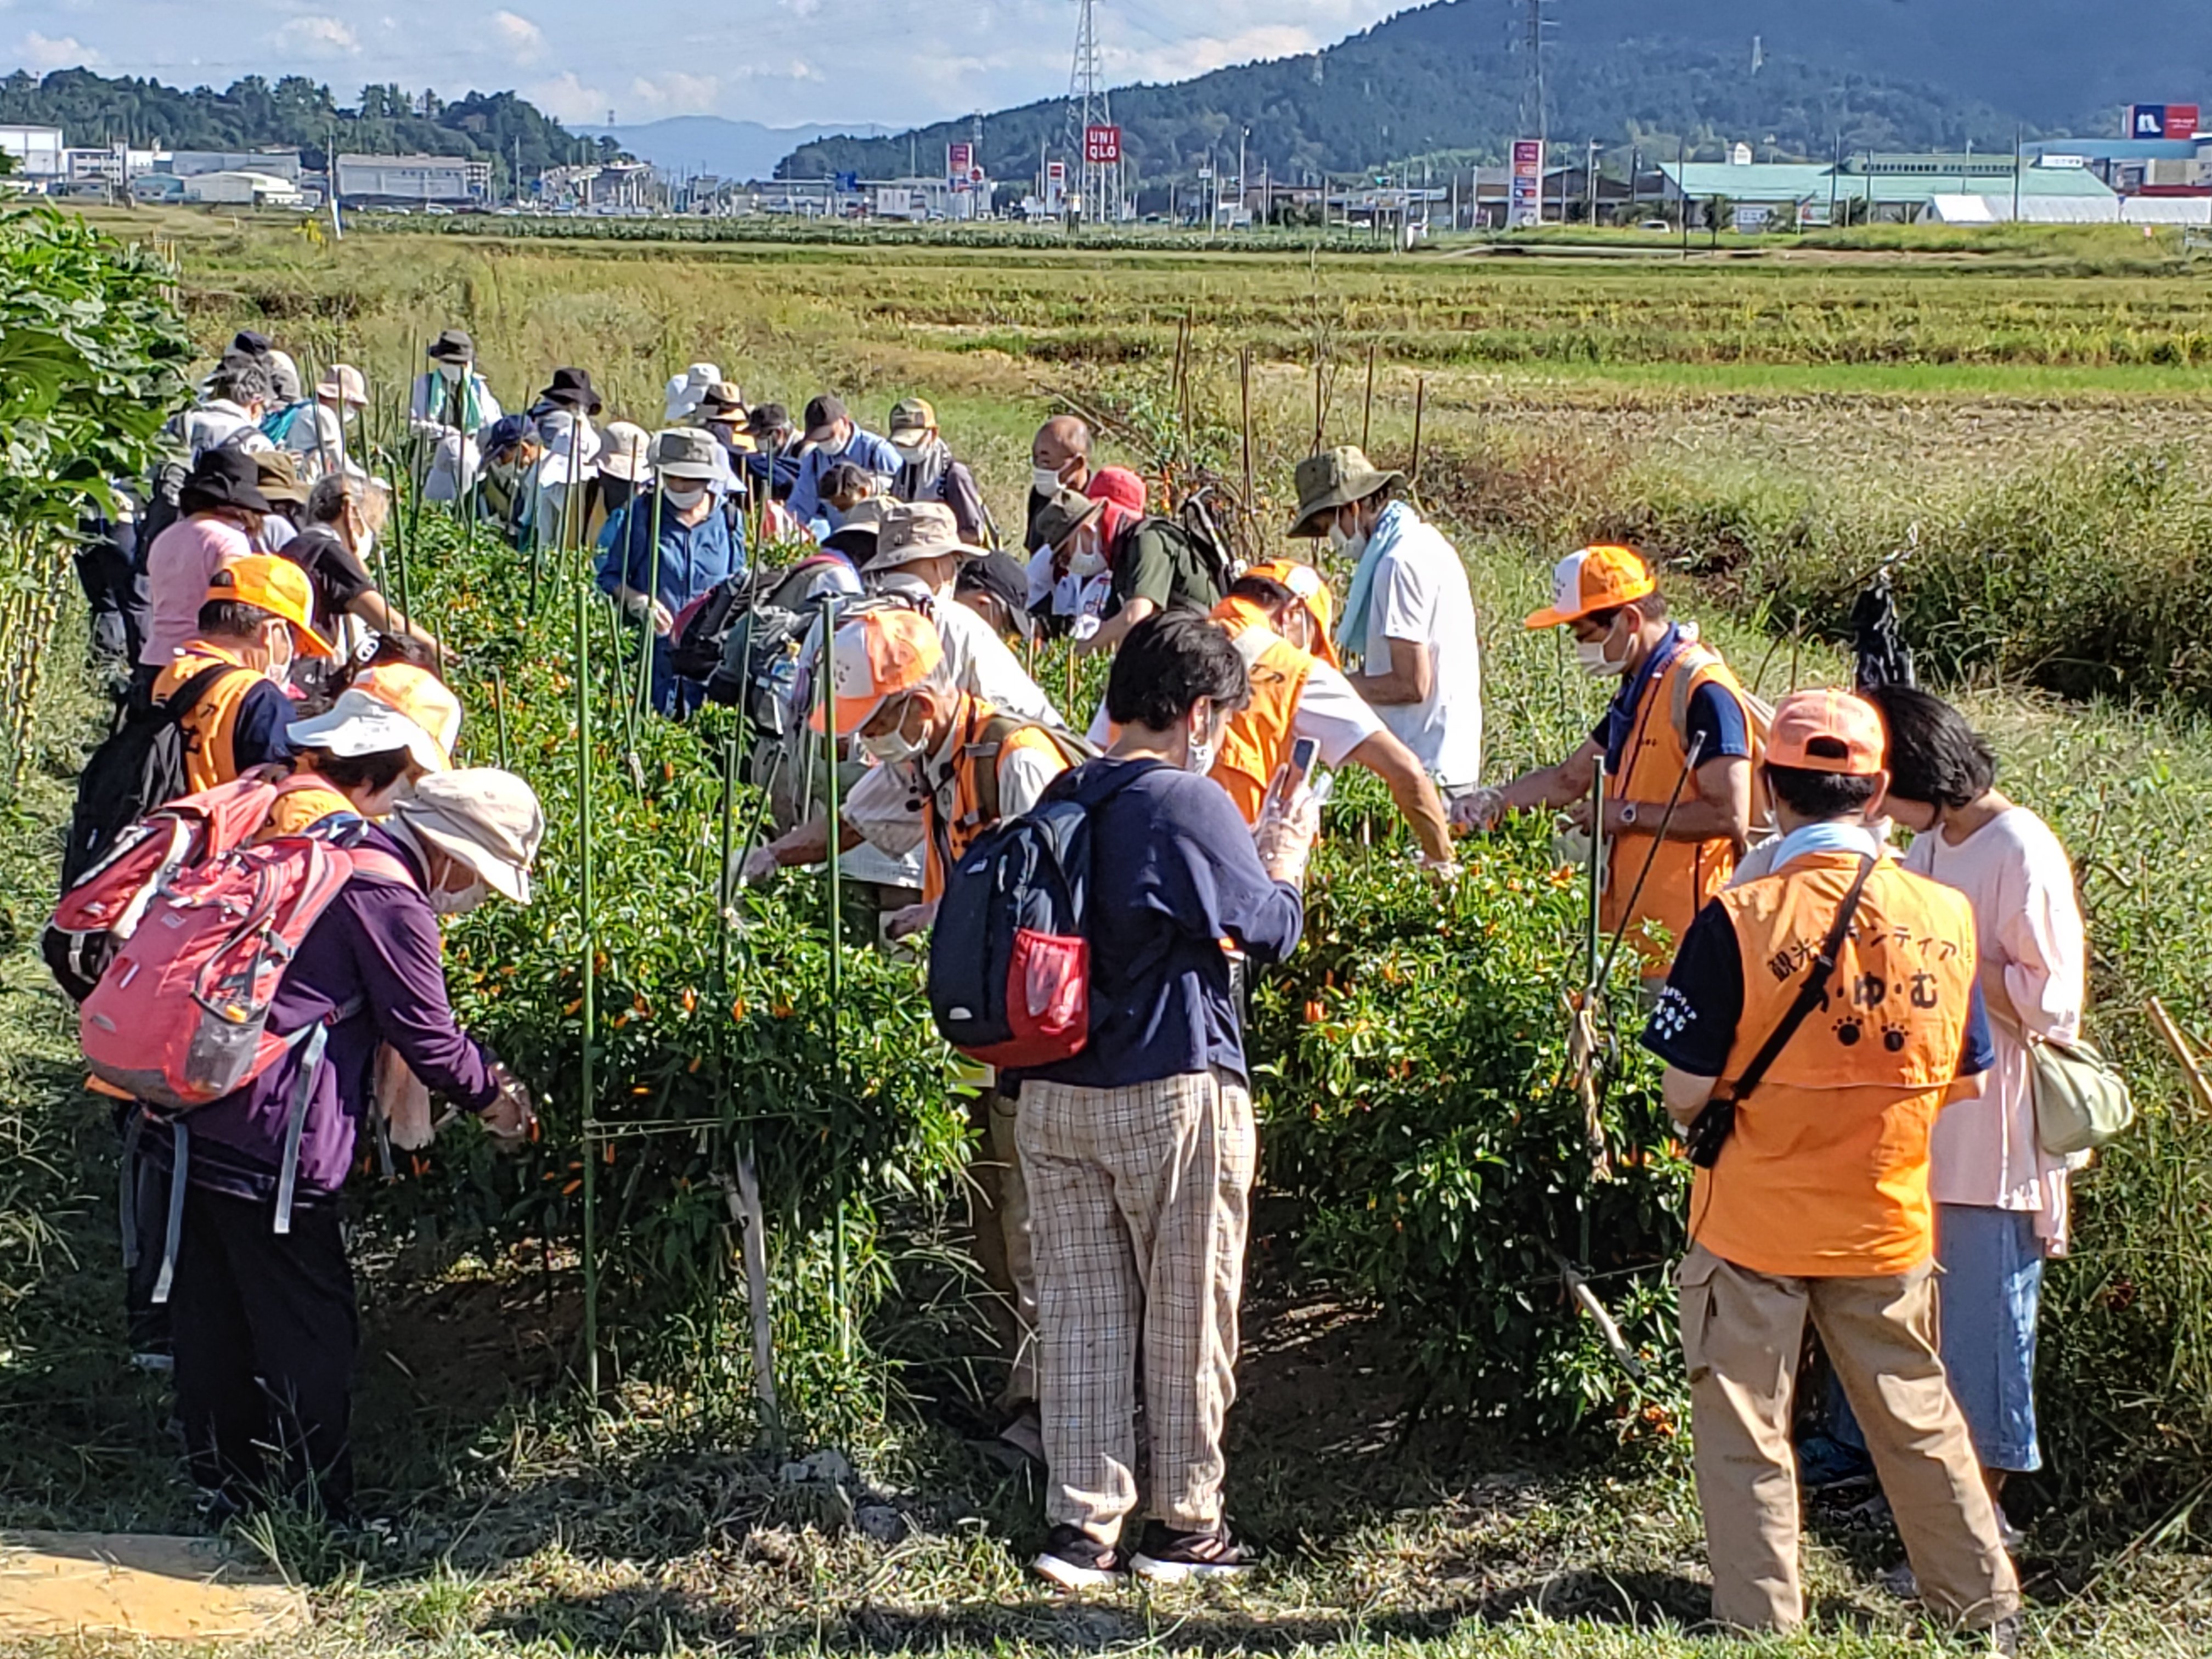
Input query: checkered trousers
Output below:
<box><xmin>1016</xmin><ymin>1069</ymin><xmax>1256</xmax><ymax>1543</ymax></box>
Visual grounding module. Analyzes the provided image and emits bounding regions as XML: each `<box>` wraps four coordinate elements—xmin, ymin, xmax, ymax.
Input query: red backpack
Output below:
<box><xmin>59</xmin><ymin>774</ymin><xmax>410</xmax><ymax>1111</ymax></box>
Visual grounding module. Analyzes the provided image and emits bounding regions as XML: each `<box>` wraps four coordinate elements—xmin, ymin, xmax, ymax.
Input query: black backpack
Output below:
<box><xmin>57</xmin><ymin>663</ymin><xmax>233</xmax><ymax>890</ymax></box>
<box><xmin>927</xmin><ymin>761</ymin><xmax>1138</xmax><ymax>1069</ymax></box>
<box><xmin>1134</xmin><ymin>492</ymin><xmax>1240</xmax><ymax>605</ymax></box>
<box><xmin>670</xmin><ymin>555</ymin><xmax>847</xmax><ymax>685</ymax></box>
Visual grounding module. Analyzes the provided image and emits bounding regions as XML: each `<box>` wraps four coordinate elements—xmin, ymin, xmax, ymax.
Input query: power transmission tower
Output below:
<box><xmin>1065</xmin><ymin>0</ymin><xmax>1114</xmax><ymax>222</ymax></box>
<box><xmin>1517</xmin><ymin>0</ymin><xmax>1555</xmax><ymax>201</ymax></box>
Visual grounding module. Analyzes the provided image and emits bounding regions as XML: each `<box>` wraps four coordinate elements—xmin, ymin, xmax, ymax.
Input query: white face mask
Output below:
<box><xmin>1327</xmin><ymin>515</ymin><xmax>1368</xmax><ymax>561</ymax></box>
<box><xmin>663</xmin><ymin>483</ymin><xmax>709</xmax><ymax>511</ymax></box>
<box><xmin>1065</xmin><ymin>531</ymin><xmax>1107</xmax><ymax>579</ymax></box>
<box><xmin>859</xmin><ymin>702</ymin><xmax>926</xmax><ymax>763</ymax></box>
<box><xmin>436</xmin><ymin>360</ymin><xmax>465</xmax><ymax>383</ymax></box>
<box><xmin>354</xmin><ymin>523</ymin><xmax>376</xmax><ymax>561</ymax></box>
<box><xmin>429</xmin><ymin>874</ymin><xmax>489</xmax><ymax>916</ymax></box>
<box><xmin>263</xmin><ymin>623</ymin><xmax>295</xmax><ymax>687</ymax></box>
<box><xmin>1032</xmin><ymin>465</ymin><xmax>1068</xmax><ymax>496</ymax></box>
<box><xmin>1183</xmin><ymin>703</ymin><xmax>1222</xmax><ymax>776</ymax></box>
<box><xmin>1575</xmin><ymin>627</ymin><xmax>1628</xmax><ymax>679</ymax></box>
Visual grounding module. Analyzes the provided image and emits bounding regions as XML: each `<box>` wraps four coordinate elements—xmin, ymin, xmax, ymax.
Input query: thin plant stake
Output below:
<box><xmin>817</xmin><ymin>592</ymin><xmax>850</xmax><ymax>1361</ymax></box>
<box><xmin>1361</xmin><ymin>341</ymin><xmax>1377</xmax><ymax>450</ymax></box>
<box><xmin>575</xmin><ymin>562</ymin><xmax>601</xmax><ymax>1399</ymax></box>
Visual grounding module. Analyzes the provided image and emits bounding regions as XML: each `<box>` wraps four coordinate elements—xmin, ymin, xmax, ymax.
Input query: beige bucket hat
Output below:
<box><xmin>391</xmin><ymin>768</ymin><xmax>546</xmax><ymax>904</ymax></box>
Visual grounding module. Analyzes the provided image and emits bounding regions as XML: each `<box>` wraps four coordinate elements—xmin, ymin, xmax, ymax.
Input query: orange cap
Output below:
<box><xmin>206</xmin><ymin>555</ymin><xmax>335</xmax><ymax>657</ymax></box>
<box><xmin>356</xmin><ymin>663</ymin><xmax>462</xmax><ymax>769</ymax></box>
<box><xmin>1245</xmin><ymin>559</ymin><xmax>1340</xmax><ymax>667</ymax></box>
<box><xmin>1767</xmin><ymin>688</ymin><xmax>1886</xmax><ymax>776</ymax></box>
<box><xmin>1523</xmin><ymin>545</ymin><xmax>1657</xmax><ymax>630</ymax></box>
<box><xmin>809</xmin><ymin>609</ymin><xmax>945</xmax><ymax>735</ymax></box>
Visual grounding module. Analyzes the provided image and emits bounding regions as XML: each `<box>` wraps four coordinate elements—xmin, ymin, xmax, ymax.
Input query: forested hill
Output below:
<box><xmin>0</xmin><ymin>69</ymin><xmax>622</xmax><ymax>183</ymax></box>
<box><xmin>780</xmin><ymin>0</ymin><xmax>2045</xmax><ymax>183</ymax></box>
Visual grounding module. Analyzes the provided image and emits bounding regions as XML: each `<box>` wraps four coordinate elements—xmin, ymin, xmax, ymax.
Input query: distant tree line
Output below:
<box><xmin>0</xmin><ymin>69</ymin><xmax>625</xmax><ymax>190</ymax></box>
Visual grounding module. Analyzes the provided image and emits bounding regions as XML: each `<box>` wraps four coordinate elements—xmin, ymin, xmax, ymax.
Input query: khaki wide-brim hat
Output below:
<box><xmin>392</xmin><ymin>768</ymin><xmax>545</xmax><ymax>904</ymax></box>
<box><xmin>1288</xmin><ymin>444</ymin><xmax>1404</xmax><ymax>539</ymax></box>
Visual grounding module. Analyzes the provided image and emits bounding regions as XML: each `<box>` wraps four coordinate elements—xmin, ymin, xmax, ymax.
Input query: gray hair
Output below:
<box><xmin>306</xmin><ymin>471</ymin><xmax>391</xmax><ymax>526</ymax></box>
<box><xmin>213</xmin><ymin>359</ymin><xmax>274</xmax><ymax>406</ymax></box>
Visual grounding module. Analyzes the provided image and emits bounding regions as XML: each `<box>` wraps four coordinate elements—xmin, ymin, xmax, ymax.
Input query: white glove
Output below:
<box><xmin>1071</xmin><ymin>614</ymin><xmax>1102</xmax><ymax>642</ymax></box>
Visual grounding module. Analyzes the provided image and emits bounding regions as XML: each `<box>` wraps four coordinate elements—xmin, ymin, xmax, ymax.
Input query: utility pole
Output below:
<box><xmin>1588</xmin><ymin>137</ymin><xmax>1599</xmax><ymax>225</ymax></box>
<box><xmin>1065</xmin><ymin>0</ymin><xmax>1107</xmax><ymax>222</ymax></box>
<box><xmin>1237</xmin><ymin>124</ymin><xmax>1248</xmax><ymax>228</ymax></box>
<box><xmin>2012</xmin><ymin>123</ymin><xmax>2023</xmax><ymax>223</ymax></box>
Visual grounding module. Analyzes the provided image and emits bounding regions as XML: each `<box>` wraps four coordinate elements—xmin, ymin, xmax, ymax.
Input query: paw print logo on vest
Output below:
<box><xmin>1881</xmin><ymin>1019</ymin><xmax>1909</xmax><ymax>1054</ymax></box>
<box><xmin>1833</xmin><ymin>1014</ymin><xmax>1864</xmax><ymax>1047</ymax></box>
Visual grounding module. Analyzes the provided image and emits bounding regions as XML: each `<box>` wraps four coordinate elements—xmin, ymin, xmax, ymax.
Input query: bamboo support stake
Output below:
<box><xmin>2149</xmin><ymin>998</ymin><xmax>2212</xmax><ymax>1118</ymax></box>
<box><xmin>1361</xmin><ymin>341</ymin><xmax>1377</xmax><ymax>450</ymax></box>
<box><xmin>575</xmin><ymin>565</ymin><xmax>601</xmax><ymax>1400</ymax></box>
<box><xmin>817</xmin><ymin>592</ymin><xmax>851</xmax><ymax>1362</ymax></box>
<box><xmin>1410</xmin><ymin>375</ymin><xmax>1427</xmax><ymax>487</ymax></box>
<box><xmin>1239</xmin><ymin>347</ymin><xmax>1256</xmax><ymax>554</ymax></box>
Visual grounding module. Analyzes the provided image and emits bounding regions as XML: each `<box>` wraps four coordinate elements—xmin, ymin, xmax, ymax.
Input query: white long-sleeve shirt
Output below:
<box><xmin>1905</xmin><ymin>804</ymin><xmax>2087</xmax><ymax>1249</ymax></box>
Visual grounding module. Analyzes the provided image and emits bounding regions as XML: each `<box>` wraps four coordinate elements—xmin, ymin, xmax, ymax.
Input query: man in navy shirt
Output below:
<box><xmin>1017</xmin><ymin>613</ymin><xmax>1316</xmax><ymax>1590</ymax></box>
<box><xmin>787</xmin><ymin>394</ymin><xmax>901</xmax><ymax>527</ymax></box>
<box><xmin>599</xmin><ymin>429</ymin><xmax>744</xmax><ymax>716</ymax></box>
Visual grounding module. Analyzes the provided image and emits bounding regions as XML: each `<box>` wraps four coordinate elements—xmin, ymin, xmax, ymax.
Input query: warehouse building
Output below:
<box><xmin>1660</xmin><ymin>151</ymin><xmax>2118</xmax><ymax>225</ymax></box>
<box><xmin>335</xmin><ymin>153</ymin><xmax>488</xmax><ymax>206</ymax></box>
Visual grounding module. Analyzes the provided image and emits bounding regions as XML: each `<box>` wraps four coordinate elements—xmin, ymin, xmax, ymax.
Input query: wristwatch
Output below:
<box><xmin>1617</xmin><ymin>802</ymin><xmax>1639</xmax><ymax>829</ymax></box>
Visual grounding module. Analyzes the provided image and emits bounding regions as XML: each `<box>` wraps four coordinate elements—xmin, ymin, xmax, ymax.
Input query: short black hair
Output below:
<box><xmin>305</xmin><ymin>747</ymin><xmax>415</xmax><ymax>792</ymax></box>
<box><xmin>196</xmin><ymin>599</ymin><xmax>278</xmax><ymax>639</ymax></box>
<box><xmin>212</xmin><ymin>359</ymin><xmax>274</xmax><ymax>406</ymax></box>
<box><xmin>1226</xmin><ymin>573</ymin><xmax>1296</xmax><ymax>611</ymax></box>
<box><xmin>821</xmin><ymin>460</ymin><xmax>871</xmax><ymax>502</ymax></box>
<box><xmin>1766</xmin><ymin>763</ymin><xmax>1883</xmax><ymax>821</ymax></box>
<box><xmin>1864</xmin><ymin>684</ymin><xmax>1996</xmax><ymax>811</ymax></box>
<box><xmin>1105</xmin><ymin>613</ymin><xmax>1250</xmax><ymax>731</ymax></box>
<box><xmin>1584</xmin><ymin>591</ymin><xmax>1669</xmax><ymax>631</ymax></box>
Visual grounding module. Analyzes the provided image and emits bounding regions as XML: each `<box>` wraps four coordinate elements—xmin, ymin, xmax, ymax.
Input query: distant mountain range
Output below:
<box><xmin>781</xmin><ymin>0</ymin><xmax>2201</xmax><ymax>181</ymax></box>
<box><xmin>579</xmin><ymin>116</ymin><xmax>891</xmax><ymax>181</ymax></box>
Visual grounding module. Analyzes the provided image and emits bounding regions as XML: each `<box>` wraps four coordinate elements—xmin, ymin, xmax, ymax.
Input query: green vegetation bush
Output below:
<box><xmin>1253</xmin><ymin>780</ymin><xmax>1686</xmax><ymax>1437</ymax></box>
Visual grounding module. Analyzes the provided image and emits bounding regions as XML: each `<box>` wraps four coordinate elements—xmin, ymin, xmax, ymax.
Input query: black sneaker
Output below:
<box><xmin>1130</xmin><ymin>1522</ymin><xmax>1257</xmax><ymax>1583</ymax></box>
<box><xmin>1031</xmin><ymin>1525</ymin><xmax>1125</xmax><ymax>1590</ymax></box>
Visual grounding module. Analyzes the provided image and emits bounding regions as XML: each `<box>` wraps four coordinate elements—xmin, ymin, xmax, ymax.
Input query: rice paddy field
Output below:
<box><xmin>8</xmin><ymin>211</ymin><xmax>2212</xmax><ymax>1655</ymax></box>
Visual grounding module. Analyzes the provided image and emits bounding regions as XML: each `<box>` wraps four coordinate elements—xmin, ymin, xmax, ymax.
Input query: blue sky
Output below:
<box><xmin>7</xmin><ymin>0</ymin><xmax>1399</xmax><ymax>129</ymax></box>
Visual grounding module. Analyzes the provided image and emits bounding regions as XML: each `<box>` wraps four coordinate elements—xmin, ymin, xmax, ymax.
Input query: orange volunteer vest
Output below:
<box><xmin>154</xmin><ymin>644</ymin><xmax>267</xmax><ymax>795</ymax></box>
<box><xmin>1606</xmin><ymin>641</ymin><xmax>1755</xmax><ymax>973</ymax></box>
<box><xmin>1691</xmin><ymin>851</ymin><xmax>1982</xmax><ymax>1278</ymax></box>
<box><xmin>1208</xmin><ymin>596</ymin><xmax>1314</xmax><ymax>825</ymax></box>
<box><xmin>921</xmin><ymin>696</ymin><xmax>1076</xmax><ymax>902</ymax></box>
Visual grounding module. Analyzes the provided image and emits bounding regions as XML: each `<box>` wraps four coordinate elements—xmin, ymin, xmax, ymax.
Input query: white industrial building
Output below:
<box><xmin>165</xmin><ymin>149</ymin><xmax>304</xmax><ymax>182</ymax></box>
<box><xmin>182</xmin><ymin>170</ymin><xmax>306</xmax><ymax>209</ymax></box>
<box><xmin>335</xmin><ymin>153</ymin><xmax>486</xmax><ymax>205</ymax></box>
<box><xmin>0</xmin><ymin>123</ymin><xmax>65</xmax><ymax>178</ymax></box>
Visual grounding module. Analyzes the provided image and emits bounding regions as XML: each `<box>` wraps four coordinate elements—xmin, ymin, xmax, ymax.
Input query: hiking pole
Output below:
<box><xmin>575</xmin><ymin>549</ymin><xmax>601</xmax><ymax>1401</ymax></box>
<box><xmin>1563</xmin><ymin>761</ymin><xmax>1611</xmax><ymax>1180</ymax></box>
<box><xmin>1544</xmin><ymin>1243</ymin><xmax>1646</xmax><ymax>1383</ymax></box>
<box><xmin>1593</xmin><ymin>731</ymin><xmax>1708</xmax><ymax>993</ymax></box>
<box><xmin>817</xmin><ymin>590</ymin><xmax>851</xmax><ymax>1364</ymax></box>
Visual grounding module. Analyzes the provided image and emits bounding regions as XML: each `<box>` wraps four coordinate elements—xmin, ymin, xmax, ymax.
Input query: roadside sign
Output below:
<box><xmin>947</xmin><ymin>141</ymin><xmax>973</xmax><ymax>190</ymax></box>
<box><xmin>1085</xmin><ymin>125</ymin><xmax>1121</xmax><ymax>165</ymax></box>
<box><xmin>1508</xmin><ymin>138</ymin><xmax>1542</xmax><ymax>228</ymax></box>
<box><xmin>2130</xmin><ymin>104</ymin><xmax>2200</xmax><ymax>139</ymax></box>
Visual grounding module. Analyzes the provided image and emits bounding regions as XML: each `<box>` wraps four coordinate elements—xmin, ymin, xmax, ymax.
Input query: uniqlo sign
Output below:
<box><xmin>1084</xmin><ymin>125</ymin><xmax>1121</xmax><ymax>164</ymax></box>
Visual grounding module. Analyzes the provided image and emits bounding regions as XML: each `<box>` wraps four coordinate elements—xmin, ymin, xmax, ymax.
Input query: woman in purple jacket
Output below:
<box><xmin>143</xmin><ymin>763</ymin><xmax>543</xmax><ymax>1523</ymax></box>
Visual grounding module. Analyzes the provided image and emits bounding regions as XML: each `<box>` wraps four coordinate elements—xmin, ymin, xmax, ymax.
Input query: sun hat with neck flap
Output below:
<box><xmin>391</xmin><ymin>768</ymin><xmax>545</xmax><ymax>904</ymax></box>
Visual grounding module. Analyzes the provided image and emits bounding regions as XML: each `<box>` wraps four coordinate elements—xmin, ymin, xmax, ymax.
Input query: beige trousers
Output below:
<box><xmin>1679</xmin><ymin>1243</ymin><xmax>2021</xmax><ymax>1632</ymax></box>
<box><xmin>1017</xmin><ymin>1069</ymin><xmax>1255</xmax><ymax>1544</ymax></box>
<box><xmin>965</xmin><ymin>1086</ymin><xmax>1038</xmax><ymax>1407</ymax></box>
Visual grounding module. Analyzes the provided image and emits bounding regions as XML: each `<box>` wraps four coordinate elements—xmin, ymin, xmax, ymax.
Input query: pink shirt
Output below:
<box><xmin>142</xmin><ymin>515</ymin><xmax>252</xmax><ymax>667</ymax></box>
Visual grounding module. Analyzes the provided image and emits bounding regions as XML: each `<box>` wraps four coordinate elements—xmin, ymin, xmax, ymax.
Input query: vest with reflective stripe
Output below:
<box><xmin>1693</xmin><ymin>851</ymin><xmax>1981</xmax><ymax>1277</ymax></box>
<box><xmin>1208</xmin><ymin>597</ymin><xmax>1314</xmax><ymax>825</ymax></box>
<box><xmin>921</xmin><ymin>696</ymin><xmax>1075</xmax><ymax>903</ymax></box>
<box><xmin>153</xmin><ymin>643</ymin><xmax>264</xmax><ymax>795</ymax></box>
<box><xmin>1605</xmin><ymin>642</ymin><xmax>1754</xmax><ymax>973</ymax></box>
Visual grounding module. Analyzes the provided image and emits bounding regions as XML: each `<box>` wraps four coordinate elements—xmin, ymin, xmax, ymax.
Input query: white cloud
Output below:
<box><xmin>527</xmin><ymin>70</ymin><xmax>612</xmax><ymax>124</ymax></box>
<box><xmin>19</xmin><ymin>31</ymin><xmax>101</xmax><ymax>70</ymax></box>
<box><xmin>628</xmin><ymin>72</ymin><xmax>720</xmax><ymax>114</ymax></box>
<box><xmin>1106</xmin><ymin>22</ymin><xmax>1321</xmax><ymax>84</ymax></box>
<box><xmin>272</xmin><ymin>16</ymin><xmax>362</xmax><ymax>58</ymax></box>
<box><xmin>490</xmin><ymin>9</ymin><xmax>545</xmax><ymax>63</ymax></box>
<box><xmin>780</xmin><ymin>0</ymin><xmax>823</xmax><ymax>16</ymax></box>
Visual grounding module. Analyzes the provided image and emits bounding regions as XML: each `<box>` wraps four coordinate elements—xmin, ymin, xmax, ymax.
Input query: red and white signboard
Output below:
<box><xmin>1084</xmin><ymin>124</ymin><xmax>1122</xmax><ymax>165</ymax></box>
<box><xmin>1508</xmin><ymin>138</ymin><xmax>1543</xmax><ymax>228</ymax></box>
<box><xmin>947</xmin><ymin>141</ymin><xmax>973</xmax><ymax>189</ymax></box>
<box><xmin>2130</xmin><ymin>103</ymin><xmax>2200</xmax><ymax>139</ymax></box>
<box><xmin>1045</xmin><ymin>159</ymin><xmax>1067</xmax><ymax>213</ymax></box>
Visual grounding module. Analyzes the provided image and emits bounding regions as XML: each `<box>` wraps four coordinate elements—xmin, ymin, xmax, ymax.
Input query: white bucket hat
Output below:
<box><xmin>391</xmin><ymin>769</ymin><xmax>545</xmax><ymax>904</ymax></box>
<box><xmin>664</xmin><ymin>362</ymin><xmax>724</xmax><ymax>423</ymax></box>
<box><xmin>287</xmin><ymin>688</ymin><xmax>450</xmax><ymax>776</ymax></box>
<box><xmin>598</xmin><ymin>420</ymin><xmax>653</xmax><ymax>482</ymax></box>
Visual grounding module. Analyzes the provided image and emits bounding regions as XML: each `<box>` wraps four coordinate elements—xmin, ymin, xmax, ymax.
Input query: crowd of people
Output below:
<box><xmin>56</xmin><ymin>322</ymin><xmax>2097</xmax><ymax>1648</ymax></box>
